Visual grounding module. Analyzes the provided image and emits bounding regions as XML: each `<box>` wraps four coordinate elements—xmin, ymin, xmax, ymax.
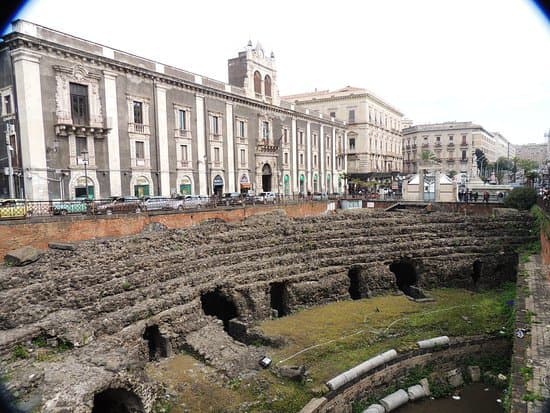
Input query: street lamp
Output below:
<box><xmin>81</xmin><ymin>149</ymin><xmax>89</xmax><ymax>199</ymax></box>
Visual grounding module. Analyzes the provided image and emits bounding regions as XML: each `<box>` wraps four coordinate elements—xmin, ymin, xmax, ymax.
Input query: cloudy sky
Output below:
<box><xmin>4</xmin><ymin>0</ymin><xmax>550</xmax><ymax>145</ymax></box>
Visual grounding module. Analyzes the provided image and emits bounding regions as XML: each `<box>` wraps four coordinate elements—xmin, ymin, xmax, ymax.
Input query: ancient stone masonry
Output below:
<box><xmin>0</xmin><ymin>209</ymin><xmax>535</xmax><ymax>412</ymax></box>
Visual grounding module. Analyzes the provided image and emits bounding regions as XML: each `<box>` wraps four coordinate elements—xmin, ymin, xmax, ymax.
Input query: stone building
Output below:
<box><xmin>0</xmin><ymin>20</ymin><xmax>347</xmax><ymax>200</ymax></box>
<box><xmin>515</xmin><ymin>143</ymin><xmax>547</xmax><ymax>166</ymax></box>
<box><xmin>402</xmin><ymin>121</ymin><xmax>496</xmax><ymax>180</ymax></box>
<box><xmin>282</xmin><ymin>86</ymin><xmax>403</xmax><ymax>181</ymax></box>
<box><xmin>492</xmin><ymin>131</ymin><xmax>515</xmax><ymax>160</ymax></box>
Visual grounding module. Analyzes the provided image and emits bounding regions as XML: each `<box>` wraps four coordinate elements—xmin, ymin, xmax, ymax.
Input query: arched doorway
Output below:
<box><xmin>179</xmin><ymin>176</ymin><xmax>192</xmax><ymax>195</ymax></box>
<box><xmin>92</xmin><ymin>388</ymin><xmax>145</xmax><ymax>413</ymax></box>
<box><xmin>326</xmin><ymin>174</ymin><xmax>331</xmax><ymax>193</ymax></box>
<box><xmin>253</xmin><ymin>71</ymin><xmax>262</xmax><ymax>95</ymax></box>
<box><xmin>200</xmin><ymin>289</ymin><xmax>238</xmax><ymax>332</ymax></box>
<box><xmin>213</xmin><ymin>175</ymin><xmax>224</xmax><ymax>196</ymax></box>
<box><xmin>264</xmin><ymin>75</ymin><xmax>272</xmax><ymax>97</ymax></box>
<box><xmin>240</xmin><ymin>174</ymin><xmax>251</xmax><ymax>194</ymax></box>
<box><xmin>348</xmin><ymin>267</ymin><xmax>362</xmax><ymax>300</ymax></box>
<box><xmin>313</xmin><ymin>174</ymin><xmax>319</xmax><ymax>192</ymax></box>
<box><xmin>133</xmin><ymin>176</ymin><xmax>150</xmax><ymax>198</ymax></box>
<box><xmin>299</xmin><ymin>174</ymin><xmax>305</xmax><ymax>195</ymax></box>
<box><xmin>75</xmin><ymin>176</ymin><xmax>94</xmax><ymax>199</ymax></box>
<box><xmin>262</xmin><ymin>163</ymin><xmax>272</xmax><ymax>192</ymax></box>
<box><xmin>389</xmin><ymin>259</ymin><xmax>417</xmax><ymax>296</ymax></box>
<box><xmin>142</xmin><ymin>325</ymin><xmax>169</xmax><ymax>361</ymax></box>
<box><xmin>283</xmin><ymin>175</ymin><xmax>290</xmax><ymax>196</ymax></box>
<box><xmin>270</xmin><ymin>282</ymin><xmax>289</xmax><ymax>317</ymax></box>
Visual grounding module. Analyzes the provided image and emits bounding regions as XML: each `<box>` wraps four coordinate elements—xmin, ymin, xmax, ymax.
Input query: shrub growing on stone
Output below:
<box><xmin>503</xmin><ymin>187</ymin><xmax>537</xmax><ymax>210</ymax></box>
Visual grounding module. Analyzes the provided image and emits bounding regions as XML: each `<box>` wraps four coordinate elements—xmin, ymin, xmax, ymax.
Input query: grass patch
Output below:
<box><xmin>522</xmin><ymin>390</ymin><xmax>543</xmax><ymax>402</ymax></box>
<box><xmin>148</xmin><ymin>286</ymin><xmax>517</xmax><ymax>412</ymax></box>
<box><xmin>12</xmin><ymin>345</ymin><xmax>29</xmax><ymax>360</ymax></box>
<box><xmin>520</xmin><ymin>366</ymin><xmax>533</xmax><ymax>384</ymax></box>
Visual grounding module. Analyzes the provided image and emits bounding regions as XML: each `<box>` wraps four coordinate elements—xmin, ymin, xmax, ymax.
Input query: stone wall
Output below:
<box><xmin>312</xmin><ymin>336</ymin><xmax>510</xmax><ymax>413</ymax></box>
<box><xmin>0</xmin><ymin>209</ymin><xmax>535</xmax><ymax>412</ymax></box>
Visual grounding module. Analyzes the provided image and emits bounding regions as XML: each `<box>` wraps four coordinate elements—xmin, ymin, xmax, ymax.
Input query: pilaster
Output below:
<box><xmin>103</xmin><ymin>70</ymin><xmax>121</xmax><ymax>196</ymax></box>
<box><xmin>155</xmin><ymin>83</ymin><xmax>170</xmax><ymax>196</ymax></box>
<box><xmin>291</xmin><ymin>117</ymin><xmax>297</xmax><ymax>194</ymax></box>
<box><xmin>225</xmin><ymin>102</ymin><xmax>235</xmax><ymax>192</ymax></box>
<box><xmin>11</xmin><ymin>49</ymin><xmax>48</xmax><ymax>200</ymax></box>
<box><xmin>320</xmin><ymin>125</ymin><xmax>325</xmax><ymax>192</ymax></box>
<box><xmin>306</xmin><ymin>121</ymin><xmax>312</xmax><ymax>193</ymax></box>
<box><xmin>195</xmin><ymin>94</ymin><xmax>207</xmax><ymax>195</ymax></box>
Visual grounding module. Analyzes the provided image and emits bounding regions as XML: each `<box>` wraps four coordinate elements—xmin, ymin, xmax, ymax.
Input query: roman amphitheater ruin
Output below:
<box><xmin>0</xmin><ymin>208</ymin><xmax>535</xmax><ymax>412</ymax></box>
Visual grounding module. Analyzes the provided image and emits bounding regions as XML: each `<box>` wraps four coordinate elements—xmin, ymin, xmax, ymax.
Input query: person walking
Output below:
<box><xmin>483</xmin><ymin>191</ymin><xmax>490</xmax><ymax>204</ymax></box>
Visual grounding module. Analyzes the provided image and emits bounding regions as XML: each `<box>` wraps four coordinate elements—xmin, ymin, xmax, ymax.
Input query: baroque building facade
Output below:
<box><xmin>402</xmin><ymin>121</ymin><xmax>497</xmax><ymax>179</ymax></box>
<box><xmin>0</xmin><ymin>21</ymin><xmax>347</xmax><ymax>200</ymax></box>
<box><xmin>282</xmin><ymin>86</ymin><xmax>403</xmax><ymax>180</ymax></box>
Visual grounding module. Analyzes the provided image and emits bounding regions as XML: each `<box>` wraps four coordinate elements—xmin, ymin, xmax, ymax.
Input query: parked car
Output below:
<box><xmin>255</xmin><ymin>191</ymin><xmax>277</xmax><ymax>204</ymax></box>
<box><xmin>0</xmin><ymin>199</ymin><xmax>31</xmax><ymax>219</ymax></box>
<box><xmin>312</xmin><ymin>192</ymin><xmax>328</xmax><ymax>201</ymax></box>
<box><xmin>179</xmin><ymin>194</ymin><xmax>210</xmax><ymax>209</ymax></box>
<box><xmin>221</xmin><ymin>192</ymin><xmax>243</xmax><ymax>206</ymax></box>
<box><xmin>143</xmin><ymin>196</ymin><xmax>185</xmax><ymax>211</ymax></box>
<box><xmin>51</xmin><ymin>198</ymin><xmax>89</xmax><ymax>215</ymax></box>
<box><xmin>95</xmin><ymin>196</ymin><xmax>144</xmax><ymax>215</ymax></box>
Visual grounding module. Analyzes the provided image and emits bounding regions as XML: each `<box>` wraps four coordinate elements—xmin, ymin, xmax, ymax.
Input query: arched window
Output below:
<box><xmin>264</xmin><ymin>75</ymin><xmax>272</xmax><ymax>97</ymax></box>
<box><xmin>253</xmin><ymin>71</ymin><xmax>262</xmax><ymax>95</ymax></box>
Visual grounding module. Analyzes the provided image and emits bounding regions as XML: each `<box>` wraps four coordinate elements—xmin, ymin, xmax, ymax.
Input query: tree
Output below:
<box><xmin>516</xmin><ymin>158</ymin><xmax>539</xmax><ymax>172</ymax></box>
<box><xmin>421</xmin><ymin>150</ymin><xmax>438</xmax><ymax>163</ymax></box>
<box><xmin>503</xmin><ymin>187</ymin><xmax>537</xmax><ymax>210</ymax></box>
<box><xmin>495</xmin><ymin>157</ymin><xmax>513</xmax><ymax>171</ymax></box>
<box><xmin>475</xmin><ymin>149</ymin><xmax>488</xmax><ymax>177</ymax></box>
<box><xmin>448</xmin><ymin>170</ymin><xmax>457</xmax><ymax>178</ymax></box>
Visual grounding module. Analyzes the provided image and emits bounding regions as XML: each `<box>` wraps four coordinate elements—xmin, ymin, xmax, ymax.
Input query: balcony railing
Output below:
<box><xmin>175</xmin><ymin>129</ymin><xmax>191</xmax><ymax>139</ymax></box>
<box><xmin>460</xmin><ymin>158</ymin><xmax>468</xmax><ymax>163</ymax></box>
<box><xmin>447</xmin><ymin>158</ymin><xmax>455</xmax><ymax>162</ymax></box>
<box><xmin>257</xmin><ymin>143</ymin><xmax>279</xmax><ymax>153</ymax></box>
<box><xmin>447</xmin><ymin>143</ymin><xmax>455</xmax><ymax>147</ymax></box>
<box><xmin>460</xmin><ymin>142</ymin><xmax>468</xmax><ymax>147</ymax></box>
<box><xmin>209</xmin><ymin>133</ymin><xmax>223</xmax><ymax>141</ymax></box>
<box><xmin>421</xmin><ymin>143</ymin><xmax>429</xmax><ymax>148</ymax></box>
<box><xmin>179</xmin><ymin>160</ymin><xmax>191</xmax><ymax>168</ymax></box>
<box><xmin>128</xmin><ymin>123</ymin><xmax>150</xmax><ymax>134</ymax></box>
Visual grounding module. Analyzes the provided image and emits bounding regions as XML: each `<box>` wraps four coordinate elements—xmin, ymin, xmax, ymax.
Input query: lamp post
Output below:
<box><xmin>81</xmin><ymin>149</ymin><xmax>89</xmax><ymax>199</ymax></box>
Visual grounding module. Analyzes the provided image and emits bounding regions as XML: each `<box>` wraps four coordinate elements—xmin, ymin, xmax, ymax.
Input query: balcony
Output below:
<box><xmin>447</xmin><ymin>143</ymin><xmax>454</xmax><ymax>148</ymax></box>
<box><xmin>257</xmin><ymin>143</ymin><xmax>279</xmax><ymax>153</ymax></box>
<box><xmin>460</xmin><ymin>158</ymin><xmax>468</xmax><ymax>163</ymax></box>
<box><xmin>460</xmin><ymin>142</ymin><xmax>468</xmax><ymax>147</ymax></box>
<box><xmin>421</xmin><ymin>143</ymin><xmax>429</xmax><ymax>148</ymax></box>
<box><xmin>54</xmin><ymin>111</ymin><xmax>110</xmax><ymax>138</ymax></box>
<box><xmin>179</xmin><ymin>160</ymin><xmax>191</xmax><ymax>169</ymax></box>
<box><xmin>411</xmin><ymin>144</ymin><xmax>417</xmax><ymax>149</ymax></box>
<box><xmin>209</xmin><ymin>133</ymin><xmax>223</xmax><ymax>141</ymax></box>
<box><xmin>175</xmin><ymin>129</ymin><xmax>191</xmax><ymax>139</ymax></box>
<box><xmin>447</xmin><ymin>158</ymin><xmax>455</xmax><ymax>162</ymax></box>
<box><xmin>128</xmin><ymin>123</ymin><xmax>150</xmax><ymax>135</ymax></box>
<box><xmin>435</xmin><ymin>142</ymin><xmax>442</xmax><ymax>147</ymax></box>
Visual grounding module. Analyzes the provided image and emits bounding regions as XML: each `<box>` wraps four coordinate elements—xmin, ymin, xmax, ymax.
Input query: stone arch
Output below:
<box><xmin>253</xmin><ymin>70</ymin><xmax>262</xmax><ymax>94</ymax></box>
<box><xmin>264</xmin><ymin>74</ymin><xmax>272</xmax><ymax>97</ymax></box>
<box><xmin>142</xmin><ymin>325</ymin><xmax>170</xmax><ymax>361</ymax></box>
<box><xmin>200</xmin><ymin>289</ymin><xmax>239</xmax><ymax>332</ymax></box>
<box><xmin>179</xmin><ymin>175</ymin><xmax>193</xmax><ymax>195</ymax></box>
<box><xmin>69</xmin><ymin>173</ymin><xmax>98</xmax><ymax>199</ymax></box>
<box><xmin>389</xmin><ymin>258</ymin><xmax>417</xmax><ymax>295</ymax></box>
<box><xmin>262</xmin><ymin>163</ymin><xmax>272</xmax><ymax>192</ymax></box>
<box><xmin>270</xmin><ymin>282</ymin><xmax>289</xmax><ymax>317</ymax></box>
<box><xmin>130</xmin><ymin>175</ymin><xmax>152</xmax><ymax>198</ymax></box>
<box><xmin>92</xmin><ymin>388</ymin><xmax>145</xmax><ymax>413</ymax></box>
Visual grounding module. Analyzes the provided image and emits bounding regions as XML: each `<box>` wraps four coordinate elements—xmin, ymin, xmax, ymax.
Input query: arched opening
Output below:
<box><xmin>75</xmin><ymin>176</ymin><xmax>94</xmax><ymax>199</ymax></box>
<box><xmin>283</xmin><ymin>174</ymin><xmax>290</xmax><ymax>196</ymax></box>
<box><xmin>313</xmin><ymin>174</ymin><xmax>319</xmax><ymax>192</ymax></box>
<box><xmin>200</xmin><ymin>289</ymin><xmax>238</xmax><ymax>332</ymax></box>
<box><xmin>299</xmin><ymin>174</ymin><xmax>305</xmax><ymax>195</ymax></box>
<box><xmin>253</xmin><ymin>71</ymin><xmax>262</xmax><ymax>95</ymax></box>
<box><xmin>213</xmin><ymin>174</ymin><xmax>224</xmax><ymax>196</ymax></box>
<box><xmin>262</xmin><ymin>163</ymin><xmax>272</xmax><ymax>192</ymax></box>
<box><xmin>472</xmin><ymin>259</ymin><xmax>482</xmax><ymax>285</ymax></box>
<box><xmin>348</xmin><ymin>267</ymin><xmax>362</xmax><ymax>300</ymax></box>
<box><xmin>270</xmin><ymin>282</ymin><xmax>289</xmax><ymax>317</ymax></box>
<box><xmin>142</xmin><ymin>325</ymin><xmax>169</xmax><ymax>361</ymax></box>
<box><xmin>133</xmin><ymin>176</ymin><xmax>150</xmax><ymax>198</ymax></box>
<box><xmin>179</xmin><ymin>176</ymin><xmax>192</xmax><ymax>195</ymax></box>
<box><xmin>264</xmin><ymin>74</ymin><xmax>272</xmax><ymax>97</ymax></box>
<box><xmin>92</xmin><ymin>388</ymin><xmax>145</xmax><ymax>413</ymax></box>
<box><xmin>389</xmin><ymin>259</ymin><xmax>417</xmax><ymax>296</ymax></box>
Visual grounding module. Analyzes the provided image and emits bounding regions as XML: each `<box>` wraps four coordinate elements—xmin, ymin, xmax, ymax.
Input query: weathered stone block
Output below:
<box><xmin>4</xmin><ymin>246</ymin><xmax>43</xmax><ymax>266</ymax></box>
<box><xmin>445</xmin><ymin>368</ymin><xmax>464</xmax><ymax>387</ymax></box>
<box><xmin>48</xmin><ymin>242</ymin><xmax>76</xmax><ymax>251</ymax></box>
<box><xmin>467</xmin><ymin>365</ymin><xmax>481</xmax><ymax>382</ymax></box>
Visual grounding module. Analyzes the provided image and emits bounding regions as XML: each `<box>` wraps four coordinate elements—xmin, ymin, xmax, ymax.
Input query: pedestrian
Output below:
<box><xmin>464</xmin><ymin>191</ymin><xmax>469</xmax><ymax>203</ymax></box>
<box><xmin>469</xmin><ymin>190</ymin><xmax>473</xmax><ymax>202</ymax></box>
<box><xmin>483</xmin><ymin>191</ymin><xmax>489</xmax><ymax>204</ymax></box>
<box><xmin>458</xmin><ymin>190</ymin><xmax>464</xmax><ymax>202</ymax></box>
<box><xmin>473</xmin><ymin>191</ymin><xmax>479</xmax><ymax>202</ymax></box>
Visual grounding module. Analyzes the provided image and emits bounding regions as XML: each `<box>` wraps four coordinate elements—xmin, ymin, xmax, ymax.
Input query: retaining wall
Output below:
<box><xmin>305</xmin><ymin>336</ymin><xmax>510</xmax><ymax>413</ymax></box>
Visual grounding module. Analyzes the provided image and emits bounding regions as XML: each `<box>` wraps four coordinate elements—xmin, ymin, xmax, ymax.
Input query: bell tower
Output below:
<box><xmin>228</xmin><ymin>41</ymin><xmax>280</xmax><ymax>106</ymax></box>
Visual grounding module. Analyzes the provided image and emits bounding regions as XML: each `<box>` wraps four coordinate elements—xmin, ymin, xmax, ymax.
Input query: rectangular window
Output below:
<box><xmin>262</xmin><ymin>121</ymin><xmax>270</xmax><ymax>140</ymax></box>
<box><xmin>240</xmin><ymin>148</ymin><xmax>246</xmax><ymax>164</ymax></box>
<box><xmin>284</xmin><ymin>152</ymin><xmax>288</xmax><ymax>165</ymax></box>
<box><xmin>349</xmin><ymin>138</ymin><xmax>356</xmax><ymax>150</ymax></box>
<box><xmin>313</xmin><ymin>133</ymin><xmax>317</xmax><ymax>147</ymax></box>
<box><xmin>180</xmin><ymin>144</ymin><xmax>188</xmax><ymax>161</ymax></box>
<box><xmin>330</xmin><ymin>111</ymin><xmax>336</xmax><ymax>118</ymax></box>
<box><xmin>462</xmin><ymin>135</ymin><xmax>467</xmax><ymax>144</ymax></box>
<box><xmin>300</xmin><ymin>153</ymin><xmax>304</xmax><ymax>165</ymax></box>
<box><xmin>136</xmin><ymin>141</ymin><xmax>145</xmax><ymax>159</ymax></box>
<box><xmin>133</xmin><ymin>101</ymin><xmax>143</xmax><ymax>124</ymax></box>
<box><xmin>70</xmin><ymin>83</ymin><xmax>89</xmax><ymax>125</ymax></box>
<box><xmin>462</xmin><ymin>150</ymin><xmax>467</xmax><ymax>160</ymax></box>
<box><xmin>299</xmin><ymin>131</ymin><xmax>304</xmax><ymax>145</ymax></box>
<box><xmin>214</xmin><ymin>147</ymin><xmax>220</xmax><ymax>162</ymax></box>
<box><xmin>4</xmin><ymin>95</ymin><xmax>11</xmax><ymax>115</ymax></box>
<box><xmin>178</xmin><ymin>109</ymin><xmax>187</xmax><ymax>130</ymax></box>
<box><xmin>313</xmin><ymin>154</ymin><xmax>317</xmax><ymax>167</ymax></box>
<box><xmin>327</xmin><ymin>156</ymin><xmax>331</xmax><ymax>168</ymax></box>
<box><xmin>76</xmin><ymin>136</ymin><xmax>87</xmax><ymax>157</ymax></box>
<box><xmin>237</xmin><ymin>120</ymin><xmax>246</xmax><ymax>137</ymax></box>
<box><xmin>449</xmin><ymin>135</ymin><xmax>454</xmax><ymax>141</ymax></box>
<box><xmin>283</xmin><ymin>128</ymin><xmax>288</xmax><ymax>144</ymax></box>
<box><xmin>210</xmin><ymin>115</ymin><xmax>220</xmax><ymax>135</ymax></box>
<box><xmin>436</xmin><ymin>136</ymin><xmax>440</xmax><ymax>142</ymax></box>
<box><xmin>349</xmin><ymin>110</ymin><xmax>355</xmax><ymax>123</ymax></box>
